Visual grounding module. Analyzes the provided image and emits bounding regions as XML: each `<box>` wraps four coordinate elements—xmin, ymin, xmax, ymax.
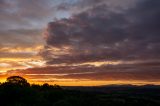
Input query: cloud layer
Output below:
<box><xmin>42</xmin><ymin>0</ymin><xmax>160</xmax><ymax>65</ymax></box>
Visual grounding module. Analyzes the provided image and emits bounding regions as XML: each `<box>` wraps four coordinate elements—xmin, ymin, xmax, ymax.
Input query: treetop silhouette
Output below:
<box><xmin>6</xmin><ymin>76</ymin><xmax>29</xmax><ymax>86</ymax></box>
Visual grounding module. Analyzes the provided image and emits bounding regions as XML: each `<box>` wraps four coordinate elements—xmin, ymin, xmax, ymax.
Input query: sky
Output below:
<box><xmin>0</xmin><ymin>0</ymin><xmax>160</xmax><ymax>86</ymax></box>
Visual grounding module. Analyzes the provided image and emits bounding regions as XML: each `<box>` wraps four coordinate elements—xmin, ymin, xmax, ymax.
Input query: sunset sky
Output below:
<box><xmin>0</xmin><ymin>0</ymin><xmax>160</xmax><ymax>86</ymax></box>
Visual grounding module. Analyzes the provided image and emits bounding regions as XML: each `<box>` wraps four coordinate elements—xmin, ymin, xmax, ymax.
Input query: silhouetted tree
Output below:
<box><xmin>6</xmin><ymin>76</ymin><xmax>30</xmax><ymax>86</ymax></box>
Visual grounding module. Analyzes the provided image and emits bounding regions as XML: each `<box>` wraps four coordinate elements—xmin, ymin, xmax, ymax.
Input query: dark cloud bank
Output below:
<box><xmin>42</xmin><ymin>0</ymin><xmax>160</xmax><ymax>64</ymax></box>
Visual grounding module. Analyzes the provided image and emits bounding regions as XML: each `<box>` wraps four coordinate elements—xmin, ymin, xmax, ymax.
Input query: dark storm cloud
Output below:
<box><xmin>42</xmin><ymin>0</ymin><xmax>160</xmax><ymax>65</ymax></box>
<box><xmin>42</xmin><ymin>5</ymin><xmax>128</xmax><ymax>64</ymax></box>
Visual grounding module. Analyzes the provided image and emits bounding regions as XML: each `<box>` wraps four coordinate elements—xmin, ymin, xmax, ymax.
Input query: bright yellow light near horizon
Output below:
<box><xmin>81</xmin><ymin>61</ymin><xmax>122</xmax><ymax>67</ymax></box>
<box><xmin>0</xmin><ymin>77</ymin><xmax>6</xmax><ymax>82</ymax></box>
<box><xmin>0</xmin><ymin>45</ymin><xmax>43</xmax><ymax>53</ymax></box>
<box><xmin>42</xmin><ymin>46</ymin><xmax>73</xmax><ymax>58</ymax></box>
<box><xmin>0</xmin><ymin>59</ymin><xmax>46</xmax><ymax>73</ymax></box>
<box><xmin>0</xmin><ymin>55</ymin><xmax>43</xmax><ymax>62</ymax></box>
<box><xmin>0</xmin><ymin>63</ymin><xmax>11</xmax><ymax>67</ymax></box>
<box><xmin>0</xmin><ymin>50</ymin><xmax>46</xmax><ymax>74</ymax></box>
<box><xmin>28</xmin><ymin>80</ymin><xmax>160</xmax><ymax>86</ymax></box>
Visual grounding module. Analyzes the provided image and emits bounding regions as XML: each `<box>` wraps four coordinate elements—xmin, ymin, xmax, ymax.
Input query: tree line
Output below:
<box><xmin>0</xmin><ymin>76</ymin><xmax>160</xmax><ymax>106</ymax></box>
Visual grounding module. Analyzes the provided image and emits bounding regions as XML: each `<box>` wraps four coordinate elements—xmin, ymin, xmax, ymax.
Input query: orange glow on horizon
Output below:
<box><xmin>0</xmin><ymin>74</ymin><xmax>160</xmax><ymax>86</ymax></box>
<box><xmin>27</xmin><ymin>80</ymin><xmax>160</xmax><ymax>86</ymax></box>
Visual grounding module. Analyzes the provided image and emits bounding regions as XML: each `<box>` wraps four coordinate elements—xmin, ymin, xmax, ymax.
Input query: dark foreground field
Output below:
<box><xmin>0</xmin><ymin>76</ymin><xmax>160</xmax><ymax>106</ymax></box>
